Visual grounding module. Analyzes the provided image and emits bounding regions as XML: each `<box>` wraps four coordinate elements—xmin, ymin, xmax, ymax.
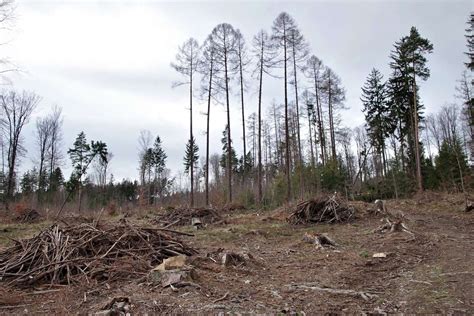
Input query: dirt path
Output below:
<box><xmin>0</xmin><ymin>197</ymin><xmax>473</xmax><ymax>314</ymax></box>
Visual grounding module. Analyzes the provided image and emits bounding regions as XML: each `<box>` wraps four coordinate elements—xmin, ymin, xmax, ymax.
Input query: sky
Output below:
<box><xmin>2</xmin><ymin>0</ymin><xmax>472</xmax><ymax>183</ymax></box>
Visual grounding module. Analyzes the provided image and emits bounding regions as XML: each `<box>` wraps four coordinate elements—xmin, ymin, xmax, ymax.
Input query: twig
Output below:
<box><xmin>212</xmin><ymin>292</ymin><xmax>229</xmax><ymax>303</ymax></box>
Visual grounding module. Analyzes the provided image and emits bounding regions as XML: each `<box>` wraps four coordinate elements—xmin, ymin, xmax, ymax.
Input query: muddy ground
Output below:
<box><xmin>0</xmin><ymin>194</ymin><xmax>473</xmax><ymax>314</ymax></box>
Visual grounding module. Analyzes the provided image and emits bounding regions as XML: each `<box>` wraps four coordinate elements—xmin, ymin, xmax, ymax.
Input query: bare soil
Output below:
<box><xmin>0</xmin><ymin>194</ymin><xmax>473</xmax><ymax>314</ymax></box>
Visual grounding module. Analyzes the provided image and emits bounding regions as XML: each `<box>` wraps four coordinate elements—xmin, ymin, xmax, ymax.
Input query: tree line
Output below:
<box><xmin>1</xmin><ymin>9</ymin><xmax>472</xmax><ymax>212</ymax></box>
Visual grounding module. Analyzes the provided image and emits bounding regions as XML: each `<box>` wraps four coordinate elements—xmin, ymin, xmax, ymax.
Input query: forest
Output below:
<box><xmin>0</xmin><ymin>2</ymin><xmax>473</xmax><ymax>314</ymax></box>
<box><xmin>1</xmin><ymin>10</ymin><xmax>472</xmax><ymax>213</ymax></box>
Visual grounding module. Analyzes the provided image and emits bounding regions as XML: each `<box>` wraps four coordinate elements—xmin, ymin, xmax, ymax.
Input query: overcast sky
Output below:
<box><xmin>3</xmin><ymin>0</ymin><xmax>472</xmax><ymax>183</ymax></box>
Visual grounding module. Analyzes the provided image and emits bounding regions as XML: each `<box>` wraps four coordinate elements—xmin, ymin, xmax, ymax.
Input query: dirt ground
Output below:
<box><xmin>0</xmin><ymin>194</ymin><xmax>473</xmax><ymax>314</ymax></box>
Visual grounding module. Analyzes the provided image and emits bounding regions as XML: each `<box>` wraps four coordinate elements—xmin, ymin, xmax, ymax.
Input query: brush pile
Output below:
<box><xmin>153</xmin><ymin>207</ymin><xmax>222</xmax><ymax>227</ymax></box>
<box><xmin>287</xmin><ymin>195</ymin><xmax>356</xmax><ymax>225</ymax></box>
<box><xmin>15</xmin><ymin>209</ymin><xmax>41</xmax><ymax>223</ymax></box>
<box><xmin>0</xmin><ymin>222</ymin><xmax>196</xmax><ymax>286</ymax></box>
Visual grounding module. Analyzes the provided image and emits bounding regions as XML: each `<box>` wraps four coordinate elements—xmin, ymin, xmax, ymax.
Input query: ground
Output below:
<box><xmin>0</xmin><ymin>193</ymin><xmax>473</xmax><ymax>314</ymax></box>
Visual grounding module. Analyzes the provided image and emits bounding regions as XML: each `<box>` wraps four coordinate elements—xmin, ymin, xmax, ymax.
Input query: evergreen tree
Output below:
<box><xmin>49</xmin><ymin>167</ymin><xmax>64</xmax><ymax>192</ymax></box>
<box><xmin>220</xmin><ymin>125</ymin><xmax>239</xmax><ymax>173</ymax></box>
<box><xmin>20</xmin><ymin>169</ymin><xmax>38</xmax><ymax>195</ymax></box>
<box><xmin>183</xmin><ymin>137</ymin><xmax>199</xmax><ymax>175</ymax></box>
<box><xmin>361</xmin><ymin>68</ymin><xmax>394</xmax><ymax>176</ymax></box>
<box><xmin>66</xmin><ymin>131</ymin><xmax>108</xmax><ymax>212</ymax></box>
<box><xmin>388</xmin><ymin>27</ymin><xmax>433</xmax><ymax>191</ymax></box>
<box><xmin>435</xmin><ymin>138</ymin><xmax>468</xmax><ymax>191</ymax></box>
<box><xmin>465</xmin><ymin>13</ymin><xmax>474</xmax><ymax>71</ymax></box>
<box><xmin>152</xmin><ymin>136</ymin><xmax>167</xmax><ymax>176</ymax></box>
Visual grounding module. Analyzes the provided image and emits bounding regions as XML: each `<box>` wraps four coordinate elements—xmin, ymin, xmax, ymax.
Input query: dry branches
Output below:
<box><xmin>0</xmin><ymin>222</ymin><xmax>196</xmax><ymax>286</ymax></box>
<box><xmin>153</xmin><ymin>207</ymin><xmax>222</xmax><ymax>227</ymax></box>
<box><xmin>287</xmin><ymin>195</ymin><xmax>356</xmax><ymax>225</ymax></box>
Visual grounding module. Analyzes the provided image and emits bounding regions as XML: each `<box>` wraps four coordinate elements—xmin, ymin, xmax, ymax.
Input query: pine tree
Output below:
<box><xmin>152</xmin><ymin>136</ymin><xmax>167</xmax><ymax>176</ymax></box>
<box><xmin>465</xmin><ymin>13</ymin><xmax>474</xmax><ymax>71</ymax></box>
<box><xmin>389</xmin><ymin>27</ymin><xmax>433</xmax><ymax>192</ymax></box>
<box><xmin>184</xmin><ymin>137</ymin><xmax>199</xmax><ymax>175</ymax></box>
<box><xmin>65</xmin><ymin>132</ymin><xmax>108</xmax><ymax>213</ymax></box>
<box><xmin>220</xmin><ymin>125</ymin><xmax>239</xmax><ymax>173</ymax></box>
<box><xmin>361</xmin><ymin>68</ymin><xmax>394</xmax><ymax>176</ymax></box>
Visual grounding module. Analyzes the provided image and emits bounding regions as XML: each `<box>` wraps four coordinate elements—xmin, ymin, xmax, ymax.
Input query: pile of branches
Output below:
<box><xmin>15</xmin><ymin>209</ymin><xmax>41</xmax><ymax>223</ymax></box>
<box><xmin>0</xmin><ymin>222</ymin><xmax>196</xmax><ymax>286</ymax></box>
<box><xmin>153</xmin><ymin>207</ymin><xmax>222</xmax><ymax>227</ymax></box>
<box><xmin>287</xmin><ymin>195</ymin><xmax>356</xmax><ymax>225</ymax></box>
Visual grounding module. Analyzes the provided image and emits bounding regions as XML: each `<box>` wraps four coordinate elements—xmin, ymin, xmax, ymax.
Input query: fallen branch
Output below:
<box><xmin>288</xmin><ymin>283</ymin><xmax>378</xmax><ymax>301</ymax></box>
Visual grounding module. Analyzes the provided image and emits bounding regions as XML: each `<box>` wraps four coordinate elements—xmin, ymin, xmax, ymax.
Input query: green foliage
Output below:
<box><xmin>320</xmin><ymin>159</ymin><xmax>346</xmax><ymax>192</ymax></box>
<box><xmin>422</xmin><ymin>157</ymin><xmax>439</xmax><ymax>190</ymax></box>
<box><xmin>435</xmin><ymin>138</ymin><xmax>468</xmax><ymax>191</ymax></box>
<box><xmin>152</xmin><ymin>136</ymin><xmax>167</xmax><ymax>175</ymax></box>
<box><xmin>183</xmin><ymin>136</ymin><xmax>199</xmax><ymax>174</ymax></box>
<box><xmin>20</xmin><ymin>169</ymin><xmax>38</xmax><ymax>195</ymax></box>
<box><xmin>361</xmin><ymin>68</ymin><xmax>395</xmax><ymax>152</ymax></box>
<box><xmin>220</xmin><ymin>126</ymin><xmax>238</xmax><ymax>173</ymax></box>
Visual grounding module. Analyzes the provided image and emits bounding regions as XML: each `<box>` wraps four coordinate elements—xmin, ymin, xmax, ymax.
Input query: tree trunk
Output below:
<box><xmin>283</xmin><ymin>26</ymin><xmax>291</xmax><ymax>203</ymax></box>
<box><xmin>224</xmin><ymin>44</ymin><xmax>233</xmax><ymax>203</ymax></box>
<box><xmin>189</xmin><ymin>60</ymin><xmax>195</xmax><ymax>207</ymax></box>
<box><xmin>257</xmin><ymin>44</ymin><xmax>264</xmax><ymax>204</ymax></box>
<box><xmin>239</xmin><ymin>51</ymin><xmax>246</xmax><ymax>186</ymax></box>
<box><xmin>205</xmin><ymin>55</ymin><xmax>214</xmax><ymax>206</ymax></box>
<box><xmin>412</xmin><ymin>60</ymin><xmax>423</xmax><ymax>192</ymax></box>
<box><xmin>291</xmin><ymin>40</ymin><xmax>304</xmax><ymax>197</ymax></box>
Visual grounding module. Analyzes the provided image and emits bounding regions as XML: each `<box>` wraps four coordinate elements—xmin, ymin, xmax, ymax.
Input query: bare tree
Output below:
<box><xmin>47</xmin><ymin>105</ymin><xmax>64</xmax><ymax>180</ymax></box>
<box><xmin>0</xmin><ymin>90</ymin><xmax>40</xmax><ymax>208</ymax></box>
<box><xmin>209</xmin><ymin>23</ymin><xmax>239</xmax><ymax>203</ymax></box>
<box><xmin>0</xmin><ymin>0</ymin><xmax>17</xmax><ymax>83</ymax></box>
<box><xmin>272</xmin><ymin>12</ymin><xmax>300</xmax><ymax>203</ymax></box>
<box><xmin>199</xmin><ymin>36</ymin><xmax>219</xmax><ymax>206</ymax></box>
<box><xmin>304</xmin><ymin>55</ymin><xmax>327</xmax><ymax>166</ymax></box>
<box><xmin>137</xmin><ymin>129</ymin><xmax>153</xmax><ymax>186</ymax></box>
<box><xmin>235</xmin><ymin>29</ymin><xmax>251</xmax><ymax>185</ymax></box>
<box><xmin>92</xmin><ymin>152</ymin><xmax>113</xmax><ymax>187</ymax></box>
<box><xmin>171</xmin><ymin>38</ymin><xmax>200</xmax><ymax>206</ymax></box>
<box><xmin>322</xmin><ymin>67</ymin><xmax>346</xmax><ymax>161</ymax></box>
<box><xmin>35</xmin><ymin>116</ymin><xmax>52</xmax><ymax>198</ymax></box>
<box><xmin>288</xmin><ymin>24</ymin><xmax>309</xmax><ymax>196</ymax></box>
<box><xmin>252</xmin><ymin>29</ymin><xmax>275</xmax><ymax>204</ymax></box>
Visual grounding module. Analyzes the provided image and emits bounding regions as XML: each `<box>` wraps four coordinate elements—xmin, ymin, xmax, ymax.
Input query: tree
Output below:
<box><xmin>183</xmin><ymin>137</ymin><xmax>199</xmax><ymax>176</ymax></box>
<box><xmin>209</xmin><ymin>23</ymin><xmax>239</xmax><ymax>203</ymax></box>
<box><xmin>0</xmin><ymin>90</ymin><xmax>39</xmax><ymax>209</ymax></box>
<box><xmin>199</xmin><ymin>36</ymin><xmax>219</xmax><ymax>206</ymax></box>
<box><xmin>65</xmin><ymin>132</ymin><xmax>108</xmax><ymax>213</ymax></box>
<box><xmin>235</xmin><ymin>29</ymin><xmax>250</xmax><ymax>184</ymax></box>
<box><xmin>322</xmin><ymin>67</ymin><xmax>346</xmax><ymax>161</ymax></box>
<box><xmin>152</xmin><ymin>135</ymin><xmax>167</xmax><ymax>204</ymax></box>
<box><xmin>20</xmin><ymin>169</ymin><xmax>38</xmax><ymax>196</ymax></box>
<box><xmin>465</xmin><ymin>13</ymin><xmax>474</xmax><ymax>71</ymax></box>
<box><xmin>47</xmin><ymin>106</ymin><xmax>64</xmax><ymax>180</ymax></box>
<box><xmin>252</xmin><ymin>29</ymin><xmax>275</xmax><ymax>204</ymax></box>
<box><xmin>456</xmin><ymin>70</ymin><xmax>474</xmax><ymax>160</ymax></box>
<box><xmin>0</xmin><ymin>1</ymin><xmax>16</xmax><ymax>83</ymax></box>
<box><xmin>361</xmin><ymin>68</ymin><xmax>394</xmax><ymax>177</ymax></box>
<box><xmin>35</xmin><ymin>115</ymin><xmax>52</xmax><ymax>195</ymax></box>
<box><xmin>171</xmin><ymin>37</ymin><xmax>200</xmax><ymax>207</ymax></box>
<box><xmin>137</xmin><ymin>130</ymin><xmax>153</xmax><ymax>186</ymax></box>
<box><xmin>405</xmin><ymin>27</ymin><xmax>433</xmax><ymax>192</ymax></box>
<box><xmin>220</xmin><ymin>125</ymin><xmax>239</xmax><ymax>174</ymax></box>
<box><xmin>272</xmin><ymin>12</ymin><xmax>299</xmax><ymax>203</ymax></box>
<box><xmin>288</xmin><ymin>21</ymin><xmax>309</xmax><ymax>196</ymax></box>
<box><xmin>304</xmin><ymin>55</ymin><xmax>327</xmax><ymax>165</ymax></box>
